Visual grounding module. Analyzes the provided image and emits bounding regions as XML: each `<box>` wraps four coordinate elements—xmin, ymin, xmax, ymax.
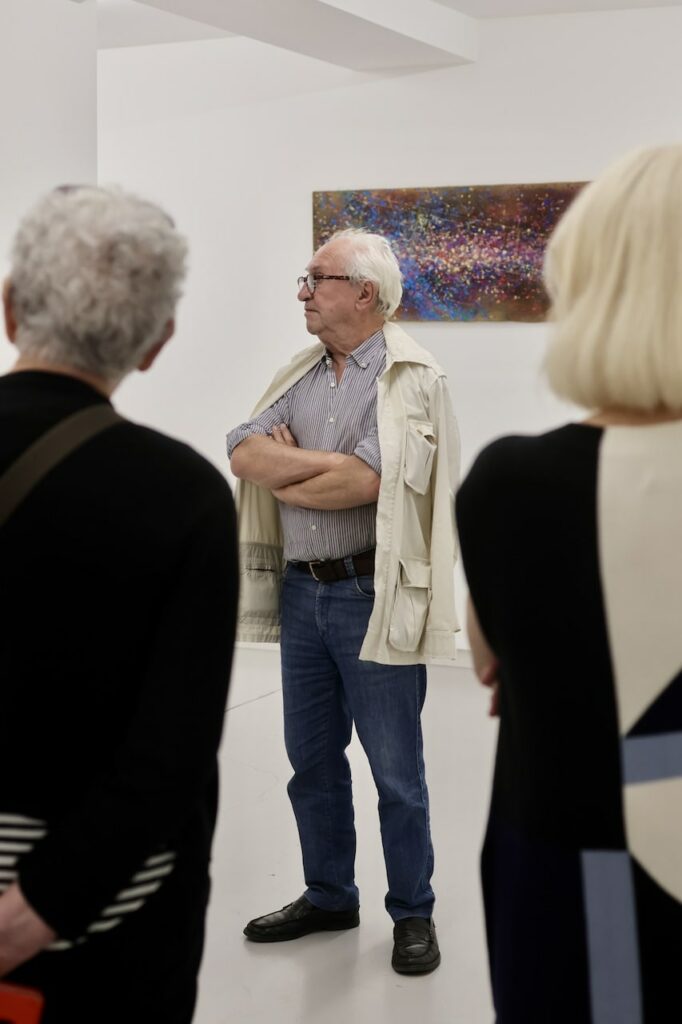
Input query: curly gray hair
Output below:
<box><xmin>8</xmin><ymin>185</ymin><xmax>188</xmax><ymax>382</ymax></box>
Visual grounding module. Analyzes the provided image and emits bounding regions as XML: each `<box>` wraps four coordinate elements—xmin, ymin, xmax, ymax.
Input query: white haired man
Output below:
<box><xmin>227</xmin><ymin>229</ymin><xmax>459</xmax><ymax>973</ymax></box>
<box><xmin>0</xmin><ymin>186</ymin><xmax>238</xmax><ymax>1023</ymax></box>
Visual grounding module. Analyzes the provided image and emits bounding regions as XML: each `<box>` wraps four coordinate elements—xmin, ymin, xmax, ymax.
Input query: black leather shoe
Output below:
<box><xmin>391</xmin><ymin>917</ymin><xmax>441</xmax><ymax>974</ymax></box>
<box><xmin>244</xmin><ymin>895</ymin><xmax>360</xmax><ymax>942</ymax></box>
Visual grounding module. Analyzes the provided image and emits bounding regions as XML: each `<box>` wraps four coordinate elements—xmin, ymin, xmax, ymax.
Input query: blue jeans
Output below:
<box><xmin>280</xmin><ymin>566</ymin><xmax>435</xmax><ymax>922</ymax></box>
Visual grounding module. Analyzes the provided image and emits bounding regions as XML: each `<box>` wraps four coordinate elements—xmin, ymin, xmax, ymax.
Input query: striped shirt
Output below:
<box><xmin>227</xmin><ymin>329</ymin><xmax>385</xmax><ymax>561</ymax></box>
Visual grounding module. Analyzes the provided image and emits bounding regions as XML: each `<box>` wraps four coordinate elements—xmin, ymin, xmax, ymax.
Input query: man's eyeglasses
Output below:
<box><xmin>297</xmin><ymin>273</ymin><xmax>352</xmax><ymax>294</ymax></box>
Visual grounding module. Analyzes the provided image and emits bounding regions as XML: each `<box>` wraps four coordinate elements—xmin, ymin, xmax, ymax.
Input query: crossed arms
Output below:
<box><xmin>230</xmin><ymin>425</ymin><xmax>380</xmax><ymax>510</ymax></box>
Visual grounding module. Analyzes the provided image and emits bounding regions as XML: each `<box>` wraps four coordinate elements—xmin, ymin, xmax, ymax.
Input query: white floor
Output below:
<box><xmin>194</xmin><ymin>646</ymin><xmax>498</xmax><ymax>1024</ymax></box>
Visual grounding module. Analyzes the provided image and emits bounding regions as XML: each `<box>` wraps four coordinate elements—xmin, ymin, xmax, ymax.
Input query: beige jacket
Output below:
<box><xmin>234</xmin><ymin>321</ymin><xmax>460</xmax><ymax>664</ymax></box>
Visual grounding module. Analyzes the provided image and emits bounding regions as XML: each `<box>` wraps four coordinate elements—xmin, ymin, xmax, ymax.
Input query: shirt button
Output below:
<box><xmin>311</xmin><ymin>524</ymin><xmax>317</xmax><ymax>531</ymax></box>
<box><xmin>329</xmin><ymin>417</ymin><xmax>335</xmax><ymax>423</ymax></box>
<box><xmin>330</xmin><ymin>382</ymin><xmax>336</xmax><ymax>388</ymax></box>
<box><xmin>360</xmin><ymin>362</ymin><xmax>367</xmax><ymax>368</ymax></box>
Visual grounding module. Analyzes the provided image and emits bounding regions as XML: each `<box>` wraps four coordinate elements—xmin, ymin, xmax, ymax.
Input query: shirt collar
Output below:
<box><xmin>323</xmin><ymin>328</ymin><xmax>385</xmax><ymax>370</ymax></box>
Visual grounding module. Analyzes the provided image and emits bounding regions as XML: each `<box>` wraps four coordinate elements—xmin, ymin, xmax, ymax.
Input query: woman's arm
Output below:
<box><xmin>467</xmin><ymin>595</ymin><xmax>500</xmax><ymax>717</ymax></box>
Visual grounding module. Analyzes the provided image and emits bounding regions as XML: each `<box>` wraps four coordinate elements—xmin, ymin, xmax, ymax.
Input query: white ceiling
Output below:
<box><xmin>98</xmin><ymin>0</ymin><xmax>232</xmax><ymax>49</ymax></box>
<box><xmin>98</xmin><ymin>0</ymin><xmax>682</xmax><ymax>55</ymax></box>
<box><xmin>102</xmin><ymin>0</ymin><xmax>478</xmax><ymax>68</ymax></box>
<box><xmin>435</xmin><ymin>0</ymin><xmax>682</xmax><ymax>13</ymax></box>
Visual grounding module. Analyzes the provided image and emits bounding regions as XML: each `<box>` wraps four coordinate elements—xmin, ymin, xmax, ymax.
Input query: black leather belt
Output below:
<box><xmin>289</xmin><ymin>548</ymin><xmax>375</xmax><ymax>583</ymax></box>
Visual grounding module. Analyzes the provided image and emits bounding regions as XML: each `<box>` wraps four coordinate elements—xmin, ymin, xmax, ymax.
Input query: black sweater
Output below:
<box><xmin>0</xmin><ymin>371</ymin><xmax>238</xmax><ymax>945</ymax></box>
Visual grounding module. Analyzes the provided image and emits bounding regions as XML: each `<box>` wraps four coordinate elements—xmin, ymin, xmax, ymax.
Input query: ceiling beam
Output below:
<box><xmin>98</xmin><ymin>0</ymin><xmax>232</xmax><ymax>49</ymax></box>
<box><xmin>133</xmin><ymin>0</ymin><xmax>478</xmax><ymax>70</ymax></box>
<box><xmin>320</xmin><ymin>0</ymin><xmax>477</xmax><ymax>62</ymax></box>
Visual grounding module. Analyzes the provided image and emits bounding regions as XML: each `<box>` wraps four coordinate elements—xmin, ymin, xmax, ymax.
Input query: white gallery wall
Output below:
<box><xmin>98</xmin><ymin>4</ymin><xmax>682</xmax><ymax>634</ymax></box>
<box><xmin>0</xmin><ymin>0</ymin><xmax>97</xmax><ymax>373</ymax></box>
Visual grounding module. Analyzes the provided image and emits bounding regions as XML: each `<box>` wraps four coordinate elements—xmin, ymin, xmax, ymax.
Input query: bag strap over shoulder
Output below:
<box><xmin>0</xmin><ymin>403</ymin><xmax>124</xmax><ymax>529</ymax></box>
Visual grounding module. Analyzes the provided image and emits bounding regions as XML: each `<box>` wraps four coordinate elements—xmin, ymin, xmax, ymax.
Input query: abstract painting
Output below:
<box><xmin>312</xmin><ymin>182</ymin><xmax>585</xmax><ymax>322</ymax></box>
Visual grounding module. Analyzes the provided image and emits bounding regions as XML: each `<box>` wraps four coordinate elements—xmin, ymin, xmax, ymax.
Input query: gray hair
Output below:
<box><xmin>8</xmin><ymin>185</ymin><xmax>188</xmax><ymax>382</ymax></box>
<box><xmin>328</xmin><ymin>229</ymin><xmax>403</xmax><ymax>319</ymax></box>
<box><xmin>544</xmin><ymin>144</ymin><xmax>682</xmax><ymax>412</ymax></box>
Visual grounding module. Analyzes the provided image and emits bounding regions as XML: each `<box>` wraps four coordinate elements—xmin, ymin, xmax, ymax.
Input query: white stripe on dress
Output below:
<box><xmin>0</xmin><ymin>828</ymin><xmax>47</xmax><ymax>840</ymax></box>
<box><xmin>87</xmin><ymin>918</ymin><xmax>123</xmax><ymax>934</ymax></box>
<box><xmin>101</xmin><ymin>899</ymin><xmax>146</xmax><ymax>916</ymax></box>
<box><xmin>143</xmin><ymin>853</ymin><xmax>176</xmax><ymax>867</ymax></box>
<box><xmin>0</xmin><ymin>841</ymin><xmax>33</xmax><ymax>854</ymax></box>
<box><xmin>0</xmin><ymin>814</ymin><xmax>45</xmax><ymax>826</ymax></box>
<box><xmin>131</xmin><ymin>864</ymin><xmax>175</xmax><ymax>883</ymax></box>
<box><xmin>115</xmin><ymin>881</ymin><xmax>163</xmax><ymax>900</ymax></box>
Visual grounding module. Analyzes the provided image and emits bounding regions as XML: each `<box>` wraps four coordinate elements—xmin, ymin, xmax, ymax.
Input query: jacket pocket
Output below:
<box><xmin>389</xmin><ymin>557</ymin><xmax>431</xmax><ymax>652</ymax></box>
<box><xmin>404</xmin><ymin>420</ymin><xmax>436</xmax><ymax>495</ymax></box>
<box><xmin>238</xmin><ymin>543</ymin><xmax>283</xmax><ymax>622</ymax></box>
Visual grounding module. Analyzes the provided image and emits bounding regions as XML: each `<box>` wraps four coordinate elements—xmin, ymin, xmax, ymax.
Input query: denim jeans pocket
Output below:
<box><xmin>354</xmin><ymin>574</ymin><xmax>375</xmax><ymax>599</ymax></box>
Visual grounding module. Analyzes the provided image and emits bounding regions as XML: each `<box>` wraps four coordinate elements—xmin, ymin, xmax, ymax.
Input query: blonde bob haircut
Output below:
<box><xmin>543</xmin><ymin>144</ymin><xmax>682</xmax><ymax>412</ymax></box>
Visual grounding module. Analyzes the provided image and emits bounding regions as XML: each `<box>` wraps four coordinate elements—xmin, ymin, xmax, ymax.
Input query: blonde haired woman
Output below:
<box><xmin>456</xmin><ymin>145</ymin><xmax>682</xmax><ymax>1024</ymax></box>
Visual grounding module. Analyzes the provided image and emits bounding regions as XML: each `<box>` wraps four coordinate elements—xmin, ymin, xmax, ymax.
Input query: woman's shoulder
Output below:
<box><xmin>473</xmin><ymin>422</ymin><xmax>599</xmax><ymax>474</ymax></box>
<box><xmin>458</xmin><ymin>423</ymin><xmax>602</xmax><ymax>510</ymax></box>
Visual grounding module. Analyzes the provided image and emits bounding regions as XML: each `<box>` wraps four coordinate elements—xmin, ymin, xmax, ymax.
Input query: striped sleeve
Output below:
<box><xmin>226</xmin><ymin>392</ymin><xmax>292</xmax><ymax>459</ymax></box>
<box><xmin>353</xmin><ymin>425</ymin><xmax>381</xmax><ymax>476</ymax></box>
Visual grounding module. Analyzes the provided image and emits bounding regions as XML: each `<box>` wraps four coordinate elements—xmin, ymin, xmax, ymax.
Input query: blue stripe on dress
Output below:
<box><xmin>622</xmin><ymin>732</ymin><xmax>682</xmax><ymax>784</ymax></box>
<box><xmin>581</xmin><ymin>850</ymin><xmax>643</xmax><ymax>1024</ymax></box>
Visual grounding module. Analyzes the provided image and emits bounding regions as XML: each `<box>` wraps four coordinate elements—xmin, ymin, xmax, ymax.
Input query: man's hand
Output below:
<box><xmin>467</xmin><ymin>596</ymin><xmax>500</xmax><ymax>718</ymax></box>
<box><xmin>478</xmin><ymin>659</ymin><xmax>500</xmax><ymax>717</ymax></box>
<box><xmin>0</xmin><ymin>884</ymin><xmax>56</xmax><ymax>977</ymax></box>
<box><xmin>271</xmin><ymin>424</ymin><xmax>298</xmax><ymax>447</ymax></box>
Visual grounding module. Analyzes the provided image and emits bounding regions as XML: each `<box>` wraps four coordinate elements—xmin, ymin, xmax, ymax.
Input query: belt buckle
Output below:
<box><xmin>309</xmin><ymin>560</ymin><xmax>322</xmax><ymax>581</ymax></box>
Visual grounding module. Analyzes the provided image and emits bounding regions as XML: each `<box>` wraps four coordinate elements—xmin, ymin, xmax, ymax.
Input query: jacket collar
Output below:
<box><xmin>252</xmin><ymin>322</ymin><xmax>443</xmax><ymax>417</ymax></box>
<box><xmin>286</xmin><ymin>322</ymin><xmax>439</xmax><ymax>371</ymax></box>
<box><xmin>382</xmin><ymin>321</ymin><xmax>445</xmax><ymax>374</ymax></box>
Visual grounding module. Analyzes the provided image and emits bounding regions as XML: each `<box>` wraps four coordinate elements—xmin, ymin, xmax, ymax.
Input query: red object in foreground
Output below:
<box><xmin>0</xmin><ymin>983</ymin><xmax>44</xmax><ymax>1024</ymax></box>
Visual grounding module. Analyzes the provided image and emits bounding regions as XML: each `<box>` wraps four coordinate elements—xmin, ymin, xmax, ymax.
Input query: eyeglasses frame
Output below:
<box><xmin>297</xmin><ymin>273</ymin><xmax>353</xmax><ymax>294</ymax></box>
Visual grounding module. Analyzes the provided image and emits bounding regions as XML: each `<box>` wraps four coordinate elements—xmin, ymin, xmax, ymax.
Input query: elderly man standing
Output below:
<box><xmin>227</xmin><ymin>229</ymin><xmax>459</xmax><ymax>974</ymax></box>
<box><xmin>0</xmin><ymin>186</ymin><xmax>238</xmax><ymax>1023</ymax></box>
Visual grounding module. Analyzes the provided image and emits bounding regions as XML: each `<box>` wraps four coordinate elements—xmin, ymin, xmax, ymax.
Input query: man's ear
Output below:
<box><xmin>355</xmin><ymin>279</ymin><xmax>378</xmax><ymax>312</ymax></box>
<box><xmin>3</xmin><ymin>279</ymin><xmax>18</xmax><ymax>343</ymax></box>
<box><xmin>137</xmin><ymin>318</ymin><xmax>175</xmax><ymax>372</ymax></box>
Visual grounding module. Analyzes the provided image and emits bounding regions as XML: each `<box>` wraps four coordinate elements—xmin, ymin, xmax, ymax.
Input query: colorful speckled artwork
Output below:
<box><xmin>312</xmin><ymin>182</ymin><xmax>586</xmax><ymax>322</ymax></box>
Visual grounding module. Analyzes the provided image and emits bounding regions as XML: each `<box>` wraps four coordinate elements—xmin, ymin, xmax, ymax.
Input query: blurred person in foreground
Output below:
<box><xmin>456</xmin><ymin>145</ymin><xmax>682</xmax><ymax>1023</ymax></box>
<box><xmin>0</xmin><ymin>186</ymin><xmax>238</xmax><ymax>1023</ymax></box>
